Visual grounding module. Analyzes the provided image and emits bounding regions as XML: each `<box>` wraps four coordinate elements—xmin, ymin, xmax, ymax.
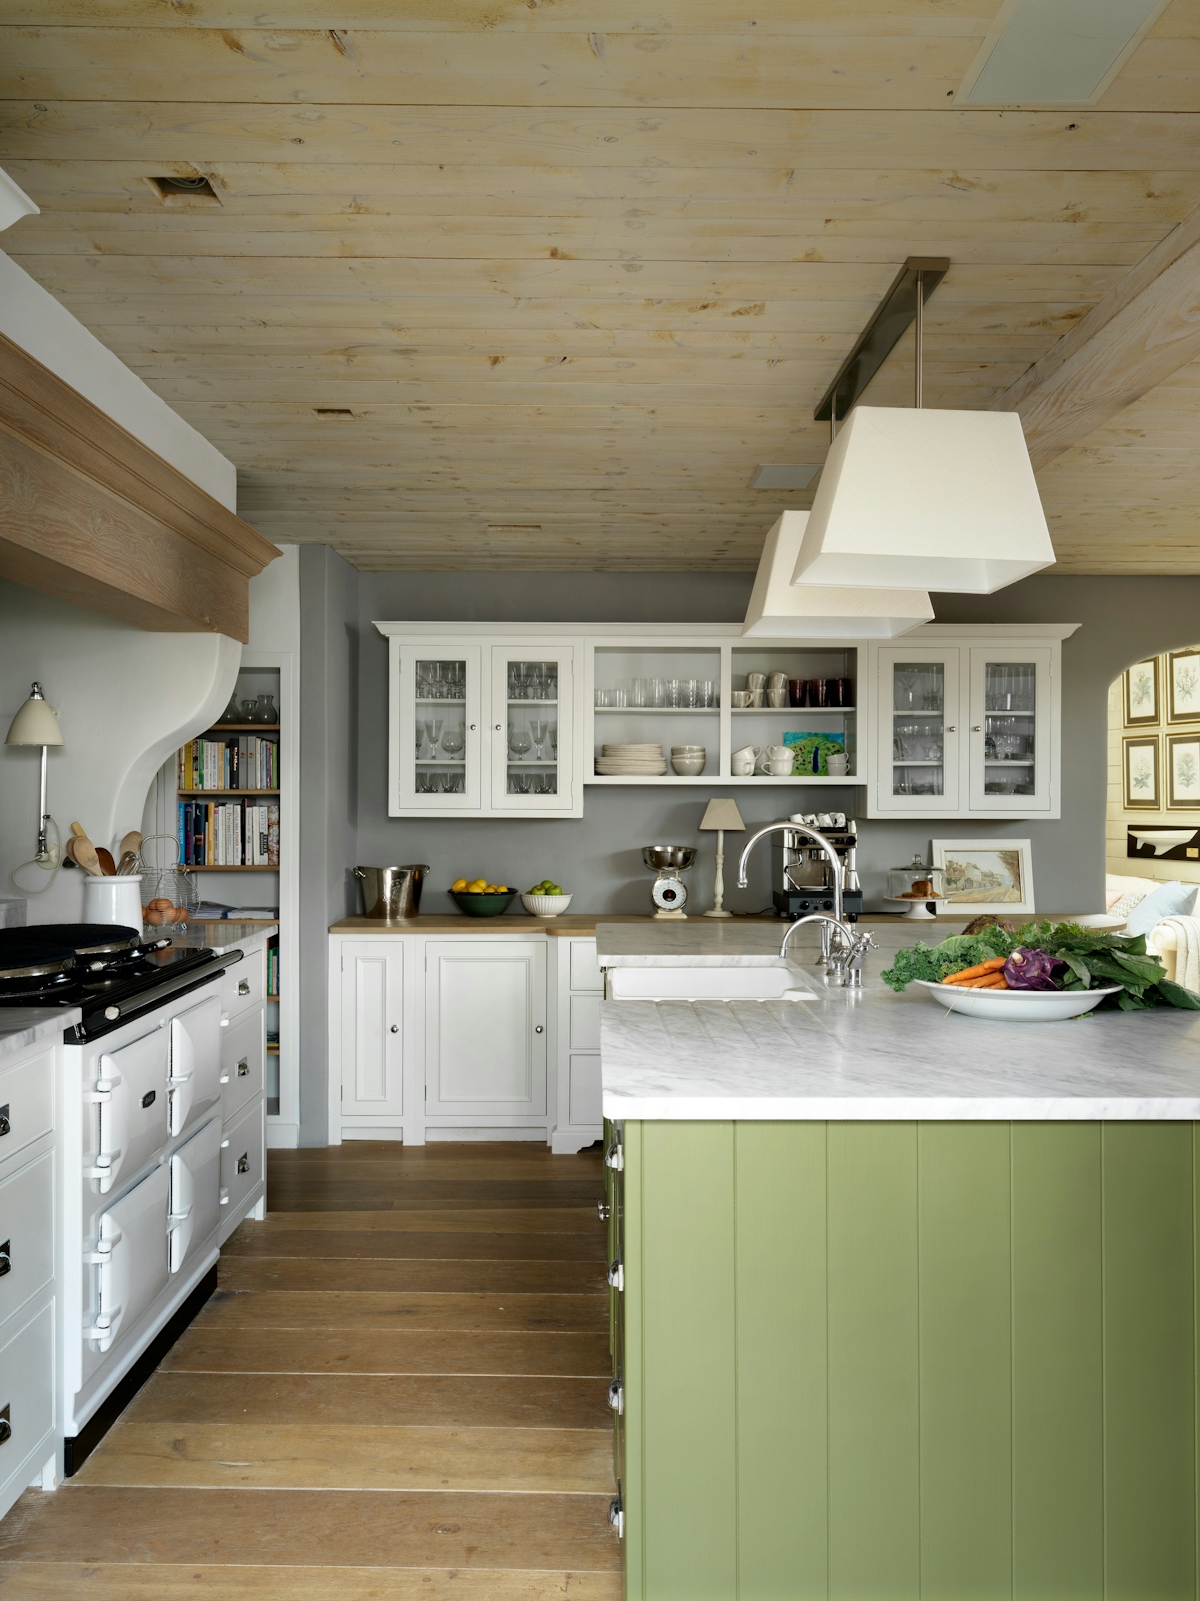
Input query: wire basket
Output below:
<box><xmin>137</xmin><ymin>833</ymin><xmax>199</xmax><ymax>925</ymax></box>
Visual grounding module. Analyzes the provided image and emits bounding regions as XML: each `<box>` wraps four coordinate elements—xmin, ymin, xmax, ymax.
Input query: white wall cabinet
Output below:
<box><xmin>867</xmin><ymin>628</ymin><xmax>1066</xmax><ymax>819</ymax></box>
<box><xmin>330</xmin><ymin>932</ymin><xmax>597</xmax><ymax>1147</ymax></box>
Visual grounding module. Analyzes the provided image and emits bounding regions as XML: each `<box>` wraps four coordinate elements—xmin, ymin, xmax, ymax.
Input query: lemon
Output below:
<box><xmin>451</xmin><ymin>877</ymin><xmax>468</xmax><ymax>892</ymax></box>
<box><xmin>467</xmin><ymin>878</ymin><xmax>487</xmax><ymax>893</ymax></box>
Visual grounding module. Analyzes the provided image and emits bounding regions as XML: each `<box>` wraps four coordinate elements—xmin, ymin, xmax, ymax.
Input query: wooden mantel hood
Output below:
<box><xmin>0</xmin><ymin>331</ymin><xmax>278</xmax><ymax>641</ymax></box>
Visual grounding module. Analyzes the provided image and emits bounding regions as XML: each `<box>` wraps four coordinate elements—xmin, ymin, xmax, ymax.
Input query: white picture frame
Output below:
<box><xmin>932</xmin><ymin>838</ymin><xmax>1035</xmax><ymax>916</ymax></box>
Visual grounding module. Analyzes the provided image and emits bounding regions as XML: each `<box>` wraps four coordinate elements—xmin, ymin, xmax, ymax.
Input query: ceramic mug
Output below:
<box><xmin>733</xmin><ymin>744</ymin><xmax>762</xmax><ymax>763</ymax></box>
<box><xmin>766</xmin><ymin>687</ymin><xmax>788</xmax><ymax>707</ymax></box>
<box><xmin>787</xmin><ymin>678</ymin><xmax>807</xmax><ymax>707</ymax></box>
<box><xmin>746</xmin><ymin>672</ymin><xmax>766</xmax><ymax>691</ymax></box>
<box><xmin>766</xmin><ymin>671</ymin><xmax>788</xmax><ymax>689</ymax></box>
<box><xmin>826</xmin><ymin>752</ymin><xmax>849</xmax><ymax>776</ymax></box>
<box><xmin>764</xmin><ymin>744</ymin><xmax>791</xmax><ymax>761</ymax></box>
<box><xmin>765</xmin><ymin>758</ymin><xmax>793</xmax><ymax>776</ymax></box>
<box><xmin>730</xmin><ymin>691</ymin><xmax>752</xmax><ymax>708</ymax></box>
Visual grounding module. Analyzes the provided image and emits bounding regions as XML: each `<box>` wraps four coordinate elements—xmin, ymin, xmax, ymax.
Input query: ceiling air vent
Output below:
<box><xmin>314</xmin><ymin>407</ymin><xmax>355</xmax><ymax>418</ymax></box>
<box><xmin>487</xmin><ymin>524</ymin><xmax>542</xmax><ymax>533</ymax></box>
<box><xmin>147</xmin><ymin>174</ymin><xmax>221</xmax><ymax>205</ymax></box>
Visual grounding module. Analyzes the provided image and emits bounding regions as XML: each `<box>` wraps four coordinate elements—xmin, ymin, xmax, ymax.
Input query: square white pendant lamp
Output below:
<box><xmin>742</xmin><ymin>511</ymin><xmax>933</xmax><ymax>638</ymax></box>
<box><xmin>791</xmin><ymin>406</ymin><xmax>1055</xmax><ymax>594</ymax></box>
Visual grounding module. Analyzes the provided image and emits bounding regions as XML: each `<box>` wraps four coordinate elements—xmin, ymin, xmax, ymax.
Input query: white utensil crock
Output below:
<box><xmin>83</xmin><ymin>873</ymin><xmax>143</xmax><ymax>929</ymax></box>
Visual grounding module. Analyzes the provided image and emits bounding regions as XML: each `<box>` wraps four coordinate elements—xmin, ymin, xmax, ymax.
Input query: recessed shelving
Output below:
<box><xmin>179</xmin><ymin>788</ymin><xmax>279</xmax><ymax>796</ymax></box>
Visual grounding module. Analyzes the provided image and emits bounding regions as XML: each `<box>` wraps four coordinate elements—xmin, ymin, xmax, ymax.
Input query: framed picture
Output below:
<box><xmin>1166</xmin><ymin>732</ymin><xmax>1200</xmax><ymax>809</ymax></box>
<box><xmin>1123</xmin><ymin>657</ymin><xmax>1159</xmax><ymax>726</ymax></box>
<box><xmin>932</xmin><ymin>839</ymin><xmax>1035</xmax><ymax>915</ymax></box>
<box><xmin>1168</xmin><ymin>648</ymin><xmax>1200</xmax><ymax>723</ymax></box>
<box><xmin>1123</xmin><ymin>734</ymin><xmax>1160</xmax><ymax>809</ymax></box>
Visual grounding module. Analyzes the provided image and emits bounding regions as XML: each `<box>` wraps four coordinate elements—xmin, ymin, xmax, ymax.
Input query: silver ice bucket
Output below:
<box><xmin>354</xmin><ymin>864</ymin><xmax>429</xmax><ymax>920</ymax></box>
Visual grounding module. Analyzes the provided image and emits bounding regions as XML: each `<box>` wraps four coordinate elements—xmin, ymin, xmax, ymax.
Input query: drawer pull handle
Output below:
<box><xmin>238</xmin><ymin>980</ymin><xmax>251</xmax><ymax>997</ymax></box>
<box><xmin>596</xmin><ymin>1199</ymin><xmax>610</xmax><ymax>1221</ymax></box>
<box><xmin>0</xmin><ymin>1240</ymin><xmax>10</xmax><ymax>1278</ymax></box>
<box><xmin>237</xmin><ymin>1152</ymin><xmax>250</xmax><ymax>1174</ymax></box>
<box><xmin>607</xmin><ymin>1258</ymin><xmax>623</xmax><ymax>1292</ymax></box>
<box><xmin>0</xmin><ymin>1104</ymin><xmax>10</xmax><ymax>1138</ymax></box>
<box><xmin>604</xmin><ymin>1142</ymin><xmax>623</xmax><ymax>1172</ymax></box>
<box><xmin>609</xmin><ymin>1496</ymin><xmax>624</xmax><ymax>1539</ymax></box>
<box><xmin>0</xmin><ymin>1406</ymin><xmax>11</xmax><ymax>1445</ymax></box>
<box><xmin>237</xmin><ymin>1059</ymin><xmax>250</xmax><ymax>1076</ymax></box>
<box><xmin>608</xmin><ymin>1378</ymin><xmax>624</xmax><ymax>1415</ymax></box>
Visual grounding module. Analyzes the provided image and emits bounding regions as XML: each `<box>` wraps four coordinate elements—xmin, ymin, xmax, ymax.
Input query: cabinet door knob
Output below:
<box><xmin>469</xmin><ymin>723</ymin><xmax>477</xmax><ymax>731</ymax></box>
<box><xmin>0</xmin><ymin>1104</ymin><xmax>10</xmax><ymax>1138</ymax></box>
<box><xmin>0</xmin><ymin>1408</ymin><xmax>11</xmax><ymax>1445</ymax></box>
<box><xmin>238</xmin><ymin>979</ymin><xmax>251</xmax><ymax>996</ymax></box>
<box><xmin>535</xmin><ymin>1024</ymin><xmax>544</xmax><ymax>1034</ymax></box>
<box><xmin>0</xmin><ymin>1240</ymin><xmax>10</xmax><ymax>1278</ymax></box>
<box><xmin>972</xmin><ymin>724</ymin><xmax>982</xmax><ymax>732</ymax></box>
<box><xmin>495</xmin><ymin>723</ymin><xmax>502</xmax><ymax>731</ymax></box>
<box><xmin>390</xmin><ymin>1024</ymin><xmax>399</xmax><ymax>1033</ymax></box>
<box><xmin>946</xmin><ymin>725</ymin><xmax>956</xmax><ymax>733</ymax></box>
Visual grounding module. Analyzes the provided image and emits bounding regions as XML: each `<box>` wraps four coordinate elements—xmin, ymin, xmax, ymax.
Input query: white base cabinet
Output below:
<box><xmin>330</xmin><ymin>932</ymin><xmax>601</xmax><ymax>1151</ymax></box>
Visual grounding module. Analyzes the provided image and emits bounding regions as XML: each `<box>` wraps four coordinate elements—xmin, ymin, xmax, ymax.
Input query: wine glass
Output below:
<box><xmin>423</xmin><ymin>718</ymin><xmax>444</xmax><ymax>755</ymax></box>
<box><xmin>530</xmin><ymin>718</ymin><xmax>548</xmax><ymax>759</ymax></box>
<box><xmin>441</xmin><ymin>726</ymin><xmax>464</xmax><ymax>761</ymax></box>
<box><xmin>508</xmin><ymin>726</ymin><xmax>532</xmax><ymax>763</ymax></box>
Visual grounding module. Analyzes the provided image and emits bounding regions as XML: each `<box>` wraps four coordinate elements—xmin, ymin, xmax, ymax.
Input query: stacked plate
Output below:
<box><xmin>595</xmin><ymin>742</ymin><xmax>668</xmax><ymax>776</ymax></box>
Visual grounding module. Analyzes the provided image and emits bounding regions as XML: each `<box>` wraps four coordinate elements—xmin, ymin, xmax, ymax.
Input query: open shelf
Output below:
<box><xmin>179</xmin><ymin>788</ymin><xmax>279</xmax><ymax>796</ymax></box>
<box><xmin>206</xmin><ymin>724</ymin><xmax>280</xmax><ymax>732</ymax></box>
<box><xmin>594</xmin><ymin>706</ymin><xmax>719</xmax><ymax>715</ymax></box>
<box><xmin>188</xmin><ymin>864</ymin><xmax>279</xmax><ymax>872</ymax></box>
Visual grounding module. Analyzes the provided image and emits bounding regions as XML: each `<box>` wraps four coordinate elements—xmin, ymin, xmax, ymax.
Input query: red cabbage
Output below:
<box><xmin>1003</xmin><ymin>947</ymin><xmax>1066</xmax><ymax>990</ymax></box>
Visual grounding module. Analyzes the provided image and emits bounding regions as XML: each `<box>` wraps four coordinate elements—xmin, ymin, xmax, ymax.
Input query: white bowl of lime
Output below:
<box><xmin>521</xmin><ymin>884</ymin><xmax>572</xmax><ymax>917</ymax></box>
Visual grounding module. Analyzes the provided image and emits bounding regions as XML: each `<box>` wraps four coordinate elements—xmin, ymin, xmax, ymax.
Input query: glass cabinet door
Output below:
<box><xmin>491</xmin><ymin>647</ymin><xmax>574</xmax><ymax>811</ymax></box>
<box><xmin>968</xmin><ymin>647</ymin><xmax>1052</xmax><ymax>812</ymax></box>
<box><xmin>394</xmin><ymin>645</ymin><xmax>482</xmax><ymax>811</ymax></box>
<box><xmin>876</xmin><ymin>647</ymin><xmax>960</xmax><ymax>811</ymax></box>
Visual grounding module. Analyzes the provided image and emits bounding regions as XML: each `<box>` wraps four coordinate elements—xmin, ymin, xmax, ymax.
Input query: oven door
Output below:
<box><xmin>87</xmin><ymin>1027</ymin><xmax>169</xmax><ymax>1196</ymax></box>
<box><xmin>88</xmin><ymin>1163</ymin><xmax>170</xmax><ymax>1353</ymax></box>
<box><xmin>168</xmin><ymin>1115</ymin><xmax>222</xmax><ymax>1274</ymax></box>
<box><xmin>167</xmin><ymin>994</ymin><xmax>222</xmax><ymax>1138</ymax></box>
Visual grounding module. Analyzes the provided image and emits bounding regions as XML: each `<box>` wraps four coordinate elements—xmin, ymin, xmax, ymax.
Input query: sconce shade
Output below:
<box><xmin>742</xmin><ymin>512</ymin><xmax>933</xmax><ymax>638</ymax></box>
<box><xmin>6</xmin><ymin>684</ymin><xmax>63</xmax><ymax>747</ymax></box>
<box><xmin>0</xmin><ymin>167</ymin><xmax>38</xmax><ymax>233</ymax></box>
<box><xmin>699</xmin><ymin>798</ymin><xmax>746</xmax><ymax>833</ymax></box>
<box><xmin>792</xmin><ymin>406</ymin><xmax>1055</xmax><ymax>594</ymax></box>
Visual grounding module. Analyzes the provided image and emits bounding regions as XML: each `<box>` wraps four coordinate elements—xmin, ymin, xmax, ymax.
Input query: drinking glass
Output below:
<box><xmin>668</xmin><ymin>678</ymin><xmax>682</xmax><ymax>708</ymax></box>
<box><xmin>700</xmin><ymin>680</ymin><xmax>716</xmax><ymax>708</ymax></box>
<box><xmin>648</xmin><ymin>677</ymin><xmax>666</xmax><ymax>708</ymax></box>
<box><xmin>530</xmin><ymin>718</ymin><xmax>549</xmax><ymax>759</ymax></box>
<box><xmin>550</xmin><ymin>725</ymin><xmax>558</xmax><ymax>757</ymax></box>
<box><xmin>509</xmin><ymin>727</ymin><xmax>532</xmax><ymax>762</ymax></box>
<box><xmin>422</xmin><ymin>717</ymin><xmax>444</xmax><ymax>754</ymax></box>
<box><xmin>631</xmin><ymin>678</ymin><xmax>647</xmax><ymax>707</ymax></box>
<box><xmin>610</xmin><ymin>688</ymin><xmax>627</xmax><ymax>707</ymax></box>
<box><xmin>441</xmin><ymin>726</ymin><xmax>464</xmax><ymax>760</ymax></box>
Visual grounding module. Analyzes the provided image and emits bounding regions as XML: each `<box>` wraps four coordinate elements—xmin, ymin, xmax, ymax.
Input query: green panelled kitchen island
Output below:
<box><xmin>596</xmin><ymin>922</ymin><xmax>1200</xmax><ymax>1601</ymax></box>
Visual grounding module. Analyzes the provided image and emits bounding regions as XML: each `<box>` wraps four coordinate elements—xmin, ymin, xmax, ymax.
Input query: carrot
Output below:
<box><xmin>964</xmin><ymin>974</ymin><xmax>1008</xmax><ymax>989</ymax></box>
<box><xmin>941</xmin><ymin>956</ymin><xmax>1007</xmax><ymax>984</ymax></box>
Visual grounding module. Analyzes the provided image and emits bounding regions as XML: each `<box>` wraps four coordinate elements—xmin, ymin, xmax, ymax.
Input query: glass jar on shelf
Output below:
<box><xmin>885</xmin><ymin>856</ymin><xmax>948</xmax><ymax>920</ymax></box>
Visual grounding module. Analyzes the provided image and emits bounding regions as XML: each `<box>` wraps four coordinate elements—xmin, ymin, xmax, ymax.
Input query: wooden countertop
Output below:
<box><xmin>328</xmin><ymin>912</ymin><xmax>977</xmax><ymax>937</ymax></box>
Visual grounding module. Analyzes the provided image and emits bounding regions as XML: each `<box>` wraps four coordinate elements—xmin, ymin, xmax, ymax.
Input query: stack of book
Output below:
<box><xmin>178</xmin><ymin>800</ymin><xmax>280</xmax><ymax>866</ymax></box>
<box><xmin>267</xmin><ymin>943</ymin><xmax>279</xmax><ymax>997</ymax></box>
<box><xmin>179</xmin><ymin>735</ymin><xmax>279</xmax><ymax>790</ymax></box>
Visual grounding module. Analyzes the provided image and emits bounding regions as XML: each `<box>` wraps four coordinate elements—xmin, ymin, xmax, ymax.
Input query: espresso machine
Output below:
<box><xmin>770</xmin><ymin>814</ymin><xmax>863</xmax><ymax>922</ymax></box>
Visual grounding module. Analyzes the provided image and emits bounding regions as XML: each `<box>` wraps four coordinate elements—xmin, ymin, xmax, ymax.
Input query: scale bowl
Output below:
<box><xmin>642</xmin><ymin>845</ymin><xmax>697</xmax><ymax>872</ymax></box>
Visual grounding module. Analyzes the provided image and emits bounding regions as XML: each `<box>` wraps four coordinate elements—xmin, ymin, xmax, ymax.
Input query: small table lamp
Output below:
<box><xmin>6</xmin><ymin>683</ymin><xmax>64</xmax><ymax>864</ymax></box>
<box><xmin>698</xmin><ymin>797</ymin><xmax>745</xmax><ymax>919</ymax></box>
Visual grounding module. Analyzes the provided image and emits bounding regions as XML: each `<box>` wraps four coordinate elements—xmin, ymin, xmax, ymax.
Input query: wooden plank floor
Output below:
<box><xmin>0</xmin><ymin>1142</ymin><xmax>620</xmax><ymax>1599</ymax></box>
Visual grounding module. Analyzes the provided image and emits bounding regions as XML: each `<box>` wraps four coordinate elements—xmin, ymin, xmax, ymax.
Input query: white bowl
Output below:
<box><xmin>915</xmin><ymin>980</ymin><xmax>1122</xmax><ymax>1021</ymax></box>
<box><xmin>521</xmin><ymin>892</ymin><xmax>573</xmax><ymax>917</ymax></box>
<box><xmin>671</xmin><ymin>758</ymin><xmax>706</xmax><ymax>775</ymax></box>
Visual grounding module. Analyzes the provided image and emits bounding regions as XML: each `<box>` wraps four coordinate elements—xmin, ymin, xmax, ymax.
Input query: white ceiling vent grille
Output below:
<box><xmin>957</xmin><ymin>0</ymin><xmax>1170</xmax><ymax>107</ymax></box>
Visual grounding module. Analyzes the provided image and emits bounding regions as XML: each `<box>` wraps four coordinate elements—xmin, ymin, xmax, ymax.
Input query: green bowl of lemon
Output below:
<box><xmin>450</xmin><ymin>876</ymin><xmax>516</xmax><ymax>917</ymax></box>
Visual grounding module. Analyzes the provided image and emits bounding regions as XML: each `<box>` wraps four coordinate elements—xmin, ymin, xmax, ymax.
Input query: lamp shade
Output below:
<box><xmin>0</xmin><ymin>167</ymin><xmax>38</xmax><ymax>233</ymax></box>
<box><xmin>699</xmin><ymin>798</ymin><xmax>745</xmax><ymax>833</ymax></box>
<box><xmin>742</xmin><ymin>512</ymin><xmax>933</xmax><ymax>639</ymax></box>
<box><xmin>6</xmin><ymin>684</ymin><xmax>63</xmax><ymax>747</ymax></box>
<box><xmin>792</xmin><ymin>406</ymin><xmax>1055</xmax><ymax>594</ymax></box>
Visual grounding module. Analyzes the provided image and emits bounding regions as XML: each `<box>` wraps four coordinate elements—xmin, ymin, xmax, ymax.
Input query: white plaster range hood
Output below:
<box><xmin>790</xmin><ymin>406</ymin><xmax>1056</xmax><ymax>594</ymax></box>
<box><xmin>742</xmin><ymin>510</ymin><xmax>933</xmax><ymax>638</ymax></box>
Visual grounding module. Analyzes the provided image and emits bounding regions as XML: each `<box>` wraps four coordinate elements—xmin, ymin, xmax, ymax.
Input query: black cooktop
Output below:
<box><xmin>0</xmin><ymin>922</ymin><xmax>232</xmax><ymax>1042</ymax></box>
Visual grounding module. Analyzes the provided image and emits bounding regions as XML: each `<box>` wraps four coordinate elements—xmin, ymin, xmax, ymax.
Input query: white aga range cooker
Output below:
<box><xmin>0</xmin><ymin>923</ymin><xmax>265</xmax><ymax>1473</ymax></box>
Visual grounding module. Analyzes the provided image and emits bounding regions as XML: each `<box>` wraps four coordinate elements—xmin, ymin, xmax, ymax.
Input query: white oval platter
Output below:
<box><xmin>915</xmin><ymin>981</ymin><xmax>1123</xmax><ymax>1021</ymax></box>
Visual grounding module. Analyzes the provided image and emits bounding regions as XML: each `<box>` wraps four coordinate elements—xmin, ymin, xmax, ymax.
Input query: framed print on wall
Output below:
<box><xmin>932</xmin><ymin>839</ymin><xmax>1035</xmax><ymax>916</ymax></box>
<box><xmin>1166</xmin><ymin>733</ymin><xmax>1200</xmax><ymax>809</ymax></box>
<box><xmin>1123</xmin><ymin>734</ymin><xmax>1160</xmax><ymax>809</ymax></box>
<box><xmin>1168</xmin><ymin>648</ymin><xmax>1200</xmax><ymax>723</ymax></box>
<box><xmin>1123</xmin><ymin>657</ymin><xmax>1159</xmax><ymax>726</ymax></box>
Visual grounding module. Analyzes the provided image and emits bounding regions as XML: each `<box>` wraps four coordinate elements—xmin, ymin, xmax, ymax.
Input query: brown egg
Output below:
<box><xmin>145</xmin><ymin>909</ymin><xmax>164</xmax><ymax>925</ymax></box>
<box><xmin>149</xmin><ymin>897</ymin><xmax>173</xmax><ymax>911</ymax></box>
<box><xmin>174</xmin><ymin>907</ymin><xmax>190</xmax><ymax>923</ymax></box>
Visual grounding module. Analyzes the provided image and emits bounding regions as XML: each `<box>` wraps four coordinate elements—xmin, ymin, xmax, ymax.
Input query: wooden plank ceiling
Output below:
<box><xmin>2</xmin><ymin>0</ymin><xmax>1200</xmax><ymax>572</ymax></box>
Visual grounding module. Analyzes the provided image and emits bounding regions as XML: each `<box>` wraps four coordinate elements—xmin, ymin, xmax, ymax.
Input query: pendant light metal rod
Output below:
<box><xmin>914</xmin><ymin>268</ymin><xmax>924</xmax><ymax>409</ymax></box>
<box><xmin>813</xmin><ymin>255</ymin><xmax>947</xmax><ymax>423</ymax></box>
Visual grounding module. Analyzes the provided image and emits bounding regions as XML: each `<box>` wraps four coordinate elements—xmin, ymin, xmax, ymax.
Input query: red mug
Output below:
<box><xmin>809</xmin><ymin>679</ymin><xmax>830</xmax><ymax>708</ymax></box>
<box><xmin>788</xmin><ymin>678</ymin><xmax>807</xmax><ymax>707</ymax></box>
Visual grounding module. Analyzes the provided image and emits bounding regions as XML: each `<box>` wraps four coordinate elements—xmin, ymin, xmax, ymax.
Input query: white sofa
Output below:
<box><xmin>1105</xmin><ymin>873</ymin><xmax>1200</xmax><ymax>986</ymax></box>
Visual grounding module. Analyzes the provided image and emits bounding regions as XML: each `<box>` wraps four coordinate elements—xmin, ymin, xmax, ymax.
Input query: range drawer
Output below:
<box><xmin>0</xmin><ymin>1048</ymin><xmax>53</xmax><ymax>1172</ymax></box>
<box><xmin>222</xmin><ymin>948</ymin><xmax>265</xmax><ymax>1021</ymax></box>
<box><xmin>221</xmin><ymin>1099</ymin><xmax>264</xmax><ymax>1217</ymax></box>
<box><xmin>221</xmin><ymin>1009</ymin><xmax>264</xmax><ymax>1125</ymax></box>
<box><xmin>0</xmin><ymin>1303</ymin><xmax>53</xmax><ymax>1485</ymax></box>
<box><xmin>0</xmin><ymin>1150</ymin><xmax>53</xmax><ymax>1331</ymax></box>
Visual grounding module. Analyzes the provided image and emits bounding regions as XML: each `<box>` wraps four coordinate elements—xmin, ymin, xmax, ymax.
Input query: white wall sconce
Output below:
<box><xmin>0</xmin><ymin>168</ymin><xmax>39</xmax><ymax>232</ymax></box>
<box><xmin>699</xmin><ymin>797</ymin><xmax>746</xmax><ymax>919</ymax></box>
<box><xmin>6</xmin><ymin>683</ymin><xmax>64</xmax><ymax>869</ymax></box>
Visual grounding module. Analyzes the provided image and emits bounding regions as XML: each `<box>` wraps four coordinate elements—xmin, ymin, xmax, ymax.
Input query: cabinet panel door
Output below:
<box><xmin>968</xmin><ymin>646</ymin><xmax>1053</xmax><ymax>813</ymax></box>
<box><xmin>425</xmin><ymin>940</ymin><xmax>547</xmax><ymax>1117</ymax></box>
<box><xmin>489</xmin><ymin>645</ymin><xmax>575</xmax><ymax>812</ymax></box>
<box><xmin>340</xmin><ymin>941</ymin><xmax>405</xmax><ymax>1117</ymax></box>
<box><xmin>875</xmin><ymin>647</ymin><xmax>962</xmax><ymax>813</ymax></box>
<box><xmin>393</xmin><ymin>643</ymin><xmax>482</xmax><ymax>813</ymax></box>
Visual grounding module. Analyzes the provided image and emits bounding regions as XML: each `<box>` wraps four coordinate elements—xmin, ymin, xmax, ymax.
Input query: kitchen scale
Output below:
<box><xmin>642</xmin><ymin>845</ymin><xmax>696</xmax><ymax>919</ymax></box>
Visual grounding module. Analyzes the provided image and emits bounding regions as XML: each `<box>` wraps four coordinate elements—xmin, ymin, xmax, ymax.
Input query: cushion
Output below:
<box><xmin>1109</xmin><ymin>885</ymin><xmax>1155</xmax><ymax>921</ymax></box>
<box><xmin>1124</xmin><ymin>880</ymin><xmax>1199</xmax><ymax>938</ymax></box>
<box><xmin>1106</xmin><ymin>873</ymin><xmax>1155</xmax><ymax>911</ymax></box>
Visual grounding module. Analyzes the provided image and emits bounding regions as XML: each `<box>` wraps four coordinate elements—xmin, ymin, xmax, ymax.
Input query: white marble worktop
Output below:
<box><xmin>155</xmin><ymin>920</ymin><xmax>276</xmax><ymax>957</ymax></box>
<box><xmin>595</xmin><ymin>916</ymin><xmax>969</xmax><ymax>967</ymax></box>
<box><xmin>0</xmin><ymin>1007</ymin><xmax>80</xmax><ymax>1063</ymax></box>
<box><xmin>599</xmin><ymin>924</ymin><xmax>1200</xmax><ymax>1121</ymax></box>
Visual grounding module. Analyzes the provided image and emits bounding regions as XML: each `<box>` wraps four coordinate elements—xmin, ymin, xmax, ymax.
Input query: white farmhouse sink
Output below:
<box><xmin>607</xmin><ymin>965</ymin><xmax>812</xmax><ymax>1001</ymax></box>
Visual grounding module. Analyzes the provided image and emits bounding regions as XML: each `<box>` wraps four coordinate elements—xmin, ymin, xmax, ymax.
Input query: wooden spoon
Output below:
<box><xmin>73</xmin><ymin>838</ymin><xmax>103</xmax><ymax>877</ymax></box>
<box><xmin>118</xmin><ymin>830</ymin><xmax>142</xmax><ymax>860</ymax></box>
<box><xmin>70</xmin><ymin>822</ymin><xmax>88</xmax><ymax>840</ymax></box>
<box><xmin>96</xmin><ymin>847</ymin><xmax>117</xmax><ymax>876</ymax></box>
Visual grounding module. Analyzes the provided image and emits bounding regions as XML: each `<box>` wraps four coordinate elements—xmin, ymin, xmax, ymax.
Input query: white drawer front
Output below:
<box><xmin>221</xmin><ymin>1009</ymin><xmax>264</xmax><ymax>1126</ymax></box>
<box><xmin>0</xmin><ymin>1150</ymin><xmax>52</xmax><ymax>1330</ymax></box>
<box><xmin>222</xmin><ymin>949</ymin><xmax>265</xmax><ymax>1020</ymax></box>
<box><xmin>91</xmin><ymin>1028</ymin><xmax>168</xmax><ymax>1195</ymax></box>
<box><xmin>93</xmin><ymin>1163</ymin><xmax>170</xmax><ymax>1353</ymax></box>
<box><xmin>220</xmin><ymin>1099</ymin><xmax>264</xmax><ymax>1217</ymax></box>
<box><xmin>0</xmin><ymin>1048</ymin><xmax>53</xmax><ymax>1170</ymax></box>
<box><xmin>169</xmin><ymin>1116</ymin><xmax>222</xmax><ymax>1274</ymax></box>
<box><xmin>168</xmin><ymin>994</ymin><xmax>223</xmax><ymax>1138</ymax></box>
<box><xmin>569</xmin><ymin>939</ymin><xmax>603</xmax><ymax>992</ymax></box>
<box><xmin>569</xmin><ymin>1054</ymin><xmax>603</xmax><ymax>1127</ymax></box>
<box><xmin>569</xmin><ymin>993</ymin><xmax>601</xmax><ymax>1051</ymax></box>
<box><xmin>0</xmin><ymin>1303</ymin><xmax>53</xmax><ymax>1483</ymax></box>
